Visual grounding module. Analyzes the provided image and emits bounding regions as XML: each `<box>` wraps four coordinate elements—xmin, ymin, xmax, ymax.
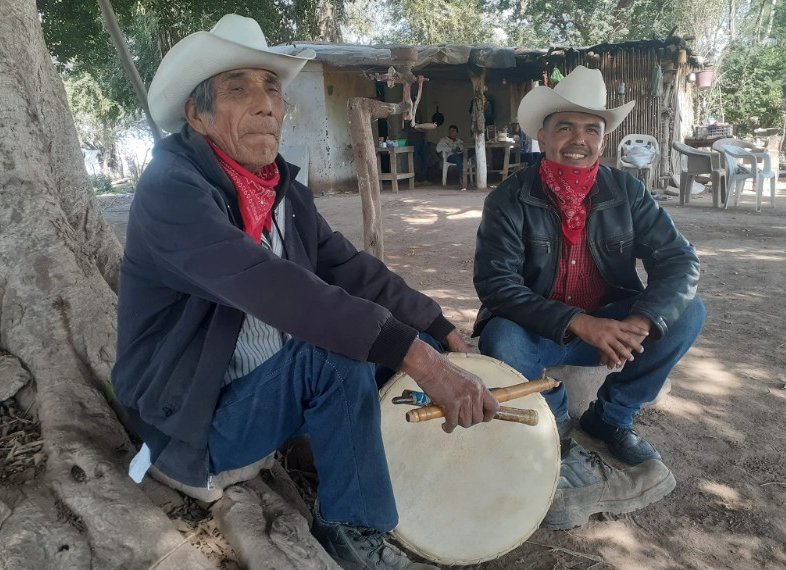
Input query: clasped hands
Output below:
<box><xmin>568</xmin><ymin>313</ymin><xmax>652</xmax><ymax>369</ymax></box>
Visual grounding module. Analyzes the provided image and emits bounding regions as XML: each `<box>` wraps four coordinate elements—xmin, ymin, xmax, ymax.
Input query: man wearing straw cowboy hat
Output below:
<box><xmin>113</xmin><ymin>14</ymin><xmax>501</xmax><ymax>570</ymax></box>
<box><xmin>474</xmin><ymin>65</ymin><xmax>705</xmax><ymax>529</ymax></box>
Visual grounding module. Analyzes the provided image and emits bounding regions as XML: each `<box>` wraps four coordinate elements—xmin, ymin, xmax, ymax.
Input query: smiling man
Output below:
<box><xmin>473</xmin><ymin>66</ymin><xmax>705</xmax><ymax>529</ymax></box>
<box><xmin>113</xmin><ymin>14</ymin><xmax>500</xmax><ymax>570</ymax></box>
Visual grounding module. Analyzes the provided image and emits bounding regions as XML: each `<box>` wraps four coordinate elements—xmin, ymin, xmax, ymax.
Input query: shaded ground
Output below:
<box><xmin>99</xmin><ymin>180</ymin><xmax>786</xmax><ymax>570</ymax></box>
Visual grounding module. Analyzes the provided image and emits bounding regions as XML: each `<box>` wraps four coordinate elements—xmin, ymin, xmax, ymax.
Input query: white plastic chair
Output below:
<box><xmin>441</xmin><ymin>151</ymin><xmax>457</xmax><ymax>186</ymax></box>
<box><xmin>617</xmin><ymin>134</ymin><xmax>660</xmax><ymax>190</ymax></box>
<box><xmin>672</xmin><ymin>141</ymin><xmax>727</xmax><ymax>207</ymax></box>
<box><xmin>723</xmin><ymin>145</ymin><xmax>776</xmax><ymax>212</ymax></box>
<box><xmin>441</xmin><ymin>151</ymin><xmax>474</xmax><ymax>187</ymax></box>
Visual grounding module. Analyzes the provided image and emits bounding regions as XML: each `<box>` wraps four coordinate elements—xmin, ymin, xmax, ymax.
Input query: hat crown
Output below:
<box><xmin>210</xmin><ymin>14</ymin><xmax>269</xmax><ymax>51</ymax></box>
<box><xmin>552</xmin><ymin>66</ymin><xmax>608</xmax><ymax>110</ymax></box>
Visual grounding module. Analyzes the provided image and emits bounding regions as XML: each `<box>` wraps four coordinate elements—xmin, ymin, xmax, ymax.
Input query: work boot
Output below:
<box><xmin>580</xmin><ymin>401</ymin><xmax>662</xmax><ymax>464</ymax></box>
<box><xmin>541</xmin><ymin>439</ymin><xmax>676</xmax><ymax>530</ymax></box>
<box><xmin>312</xmin><ymin>507</ymin><xmax>438</xmax><ymax>570</ymax></box>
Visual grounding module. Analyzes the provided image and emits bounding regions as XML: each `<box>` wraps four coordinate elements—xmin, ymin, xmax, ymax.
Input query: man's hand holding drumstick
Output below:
<box><xmin>400</xmin><ymin>334</ymin><xmax>499</xmax><ymax>434</ymax></box>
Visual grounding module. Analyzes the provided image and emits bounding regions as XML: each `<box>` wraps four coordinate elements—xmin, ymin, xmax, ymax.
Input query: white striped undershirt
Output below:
<box><xmin>223</xmin><ymin>200</ymin><xmax>290</xmax><ymax>384</ymax></box>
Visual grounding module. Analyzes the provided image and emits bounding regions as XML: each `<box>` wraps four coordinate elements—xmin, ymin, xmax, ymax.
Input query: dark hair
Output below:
<box><xmin>449</xmin><ymin>124</ymin><xmax>459</xmax><ymax>131</ymax></box>
<box><xmin>189</xmin><ymin>77</ymin><xmax>216</xmax><ymax>117</ymax></box>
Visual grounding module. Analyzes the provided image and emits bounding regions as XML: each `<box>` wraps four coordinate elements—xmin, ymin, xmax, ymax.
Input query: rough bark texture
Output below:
<box><xmin>469</xmin><ymin>70</ymin><xmax>489</xmax><ymax>189</ymax></box>
<box><xmin>0</xmin><ymin>3</ymin><xmax>316</xmax><ymax>568</ymax></box>
<box><xmin>347</xmin><ymin>97</ymin><xmax>408</xmax><ymax>260</ymax></box>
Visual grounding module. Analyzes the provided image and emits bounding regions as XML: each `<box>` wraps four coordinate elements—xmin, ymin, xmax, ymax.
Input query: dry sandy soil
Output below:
<box><xmin>99</xmin><ymin>179</ymin><xmax>786</xmax><ymax>570</ymax></box>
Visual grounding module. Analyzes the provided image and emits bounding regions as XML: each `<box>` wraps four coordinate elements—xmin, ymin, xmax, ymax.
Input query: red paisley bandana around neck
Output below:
<box><xmin>206</xmin><ymin>137</ymin><xmax>280</xmax><ymax>244</ymax></box>
<box><xmin>539</xmin><ymin>158</ymin><xmax>599</xmax><ymax>244</ymax></box>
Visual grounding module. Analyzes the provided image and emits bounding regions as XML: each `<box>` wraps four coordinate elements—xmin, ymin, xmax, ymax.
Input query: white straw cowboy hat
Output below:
<box><xmin>148</xmin><ymin>14</ymin><xmax>316</xmax><ymax>133</ymax></box>
<box><xmin>517</xmin><ymin>65</ymin><xmax>634</xmax><ymax>139</ymax></box>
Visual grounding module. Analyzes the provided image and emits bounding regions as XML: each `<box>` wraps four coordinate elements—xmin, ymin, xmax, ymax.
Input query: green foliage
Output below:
<box><xmin>89</xmin><ymin>173</ymin><xmax>114</xmax><ymax>194</ymax></box>
<box><xmin>714</xmin><ymin>42</ymin><xmax>786</xmax><ymax>136</ymax></box>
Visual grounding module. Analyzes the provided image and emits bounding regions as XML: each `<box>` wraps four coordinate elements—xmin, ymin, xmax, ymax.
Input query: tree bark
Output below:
<box><xmin>347</xmin><ymin>97</ymin><xmax>409</xmax><ymax>260</ymax></box>
<box><xmin>469</xmin><ymin>70</ymin><xmax>488</xmax><ymax>189</ymax></box>
<box><xmin>0</xmin><ymin>3</ymin><xmax>316</xmax><ymax>568</ymax></box>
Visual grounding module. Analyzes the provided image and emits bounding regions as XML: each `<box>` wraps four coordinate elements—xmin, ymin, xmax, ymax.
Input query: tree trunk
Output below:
<box><xmin>0</xmin><ymin>3</ymin><xmax>318</xmax><ymax>568</ymax></box>
<box><xmin>469</xmin><ymin>70</ymin><xmax>488</xmax><ymax>189</ymax></box>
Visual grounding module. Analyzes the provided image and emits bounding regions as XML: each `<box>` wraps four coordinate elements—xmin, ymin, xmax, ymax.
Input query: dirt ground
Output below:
<box><xmin>99</xmin><ymin>179</ymin><xmax>786</xmax><ymax>570</ymax></box>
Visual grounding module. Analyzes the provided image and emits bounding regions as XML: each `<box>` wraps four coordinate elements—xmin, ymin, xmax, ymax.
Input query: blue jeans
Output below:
<box><xmin>479</xmin><ymin>296</ymin><xmax>705</xmax><ymax>428</ymax></box>
<box><xmin>412</xmin><ymin>140</ymin><xmax>429</xmax><ymax>182</ymax></box>
<box><xmin>208</xmin><ymin>339</ymin><xmax>397</xmax><ymax>531</ymax></box>
<box><xmin>447</xmin><ymin>153</ymin><xmax>463</xmax><ymax>175</ymax></box>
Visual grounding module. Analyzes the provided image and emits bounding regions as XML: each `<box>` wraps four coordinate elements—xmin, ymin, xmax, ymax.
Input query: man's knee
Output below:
<box><xmin>675</xmin><ymin>296</ymin><xmax>706</xmax><ymax>340</ymax></box>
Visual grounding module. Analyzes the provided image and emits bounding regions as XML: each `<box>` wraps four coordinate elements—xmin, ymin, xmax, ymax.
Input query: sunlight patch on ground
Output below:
<box><xmin>746</xmin><ymin>253</ymin><xmax>786</xmax><ymax>262</ymax></box>
<box><xmin>446</xmin><ymin>210</ymin><xmax>482</xmax><ymax>220</ymax></box>
<box><xmin>401</xmin><ymin>213</ymin><xmax>439</xmax><ymax>225</ymax></box>
<box><xmin>582</xmin><ymin>523</ymin><xmax>673</xmax><ymax>570</ymax></box>
<box><xmin>698</xmin><ymin>480</ymin><xmax>743</xmax><ymax>504</ymax></box>
<box><xmin>661</xmin><ymin>394</ymin><xmax>707</xmax><ymax>419</ymax></box>
<box><xmin>675</xmin><ymin>353</ymin><xmax>739</xmax><ymax>396</ymax></box>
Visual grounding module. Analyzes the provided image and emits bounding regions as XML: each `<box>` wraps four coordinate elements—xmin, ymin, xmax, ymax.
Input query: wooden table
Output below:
<box><xmin>376</xmin><ymin>146</ymin><xmax>415</xmax><ymax>193</ymax></box>
<box><xmin>684</xmin><ymin>137</ymin><xmax>723</xmax><ymax>149</ymax></box>
<box><xmin>462</xmin><ymin>140</ymin><xmax>517</xmax><ymax>188</ymax></box>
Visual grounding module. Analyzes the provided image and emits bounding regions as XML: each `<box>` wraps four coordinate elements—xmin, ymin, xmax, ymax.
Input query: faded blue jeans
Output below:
<box><xmin>208</xmin><ymin>338</ymin><xmax>397</xmax><ymax>531</ymax></box>
<box><xmin>479</xmin><ymin>296</ymin><xmax>705</xmax><ymax>428</ymax></box>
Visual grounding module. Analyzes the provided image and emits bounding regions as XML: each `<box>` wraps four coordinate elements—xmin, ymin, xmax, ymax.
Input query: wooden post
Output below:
<box><xmin>348</xmin><ymin>48</ymin><xmax>419</xmax><ymax>260</ymax></box>
<box><xmin>469</xmin><ymin>69</ymin><xmax>488</xmax><ymax>189</ymax></box>
<box><xmin>348</xmin><ymin>98</ymin><xmax>408</xmax><ymax>260</ymax></box>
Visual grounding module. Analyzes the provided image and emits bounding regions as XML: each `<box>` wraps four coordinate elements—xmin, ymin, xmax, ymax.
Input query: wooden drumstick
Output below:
<box><xmin>405</xmin><ymin>377</ymin><xmax>559</xmax><ymax>423</ymax></box>
<box><xmin>406</xmin><ymin>404</ymin><xmax>538</xmax><ymax>424</ymax></box>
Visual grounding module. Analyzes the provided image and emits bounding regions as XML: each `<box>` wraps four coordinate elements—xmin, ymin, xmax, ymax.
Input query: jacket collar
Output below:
<box><xmin>154</xmin><ymin>125</ymin><xmax>299</xmax><ymax>224</ymax></box>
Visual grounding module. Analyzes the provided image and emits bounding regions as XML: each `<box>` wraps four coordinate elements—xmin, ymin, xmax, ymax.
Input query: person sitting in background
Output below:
<box><xmin>511</xmin><ymin>121</ymin><xmax>541</xmax><ymax>166</ymax></box>
<box><xmin>436</xmin><ymin>124</ymin><xmax>465</xmax><ymax>176</ymax></box>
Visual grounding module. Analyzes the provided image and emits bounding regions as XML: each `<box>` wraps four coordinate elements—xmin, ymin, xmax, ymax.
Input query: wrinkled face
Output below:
<box><xmin>448</xmin><ymin>127</ymin><xmax>458</xmax><ymax>141</ymax></box>
<box><xmin>537</xmin><ymin>112</ymin><xmax>607</xmax><ymax>168</ymax></box>
<box><xmin>185</xmin><ymin>68</ymin><xmax>286</xmax><ymax>172</ymax></box>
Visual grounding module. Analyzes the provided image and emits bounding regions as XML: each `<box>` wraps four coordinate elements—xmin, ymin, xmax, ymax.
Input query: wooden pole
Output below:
<box><xmin>469</xmin><ymin>69</ymin><xmax>488</xmax><ymax>189</ymax></box>
<box><xmin>96</xmin><ymin>0</ymin><xmax>163</xmax><ymax>142</ymax></box>
<box><xmin>348</xmin><ymin>48</ymin><xmax>420</xmax><ymax>260</ymax></box>
<box><xmin>348</xmin><ymin>98</ymin><xmax>408</xmax><ymax>260</ymax></box>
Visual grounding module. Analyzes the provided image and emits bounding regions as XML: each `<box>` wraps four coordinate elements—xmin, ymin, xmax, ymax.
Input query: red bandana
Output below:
<box><xmin>539</xmin><ymin>158</ymin><xmax>599</xmax><ymax>244</ymax></box>
<box><xmin>206</xmin><ymin>137</ymin><xmax>280</xmax><ymax>244</ymax></box>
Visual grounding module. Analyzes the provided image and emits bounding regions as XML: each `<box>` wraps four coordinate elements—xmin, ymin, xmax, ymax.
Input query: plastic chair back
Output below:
<box><xmin>617</xmin><ymin>134</ymin><xmax>660</xmax><ymax>189</ymax></box>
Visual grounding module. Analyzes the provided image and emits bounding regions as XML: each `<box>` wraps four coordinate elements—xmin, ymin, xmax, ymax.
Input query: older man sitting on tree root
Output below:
<box><xmin>112</xmin><ymin>13</ymin><xmax>504</xmax><ymax>570</ymax></box>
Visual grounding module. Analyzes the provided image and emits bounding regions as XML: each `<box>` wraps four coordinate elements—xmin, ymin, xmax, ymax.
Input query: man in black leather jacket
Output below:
<box><xmin>474</xmin><ymin>66</ymin><xmax>705</xmax><ymax>529</ymax></box>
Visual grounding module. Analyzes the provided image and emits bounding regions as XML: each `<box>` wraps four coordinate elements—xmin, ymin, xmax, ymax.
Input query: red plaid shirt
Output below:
<box><xmin>549</xmin><ymin>231</ymin><xmax>608</xmax><ymax>314</ymax></box>
<box><xmin>546</xmin><ymin>181</ymin><xmax>609</xmax><ymax>314</ymax></box>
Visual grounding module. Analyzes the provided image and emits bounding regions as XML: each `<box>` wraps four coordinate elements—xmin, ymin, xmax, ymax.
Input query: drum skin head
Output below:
<box><xmin>379</xmin><ymin>353</ymin><xmax>560</xmax><ymax>565</ymax></box>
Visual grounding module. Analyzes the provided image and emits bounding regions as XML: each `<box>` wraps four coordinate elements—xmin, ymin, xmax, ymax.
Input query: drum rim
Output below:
<box><xmin>379</xmin><ymin>353</ymin><xmax>560</xmax><ymax>565</ymax></box>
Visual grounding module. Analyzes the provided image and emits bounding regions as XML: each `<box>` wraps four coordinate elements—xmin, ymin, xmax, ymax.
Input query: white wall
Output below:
<box><xmin>283</xmin><ymin>62</ymin><xmax>377</xmax><ymax>193</ymax></box>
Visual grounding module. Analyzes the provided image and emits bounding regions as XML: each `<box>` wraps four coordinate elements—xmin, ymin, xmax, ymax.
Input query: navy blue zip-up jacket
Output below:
<box><xmin>112</xmin><ymin>126</ymin><xmax>454</xmax><ymax>487</ymax></box>
<box><xmin>473</xmin><ymin>163</ymin><xmax>700</xmax><ymax>342</ymax></box>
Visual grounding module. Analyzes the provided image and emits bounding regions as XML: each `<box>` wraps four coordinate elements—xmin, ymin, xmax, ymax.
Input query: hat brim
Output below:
<box><xmin>149</xmin><ymin>31</ymin><xmax>315</xmax><ymax>133</ymax></box>
<box><xmin>517</xmin><ymin>85</ymin><xmax>634</xmax><ymax>140</ymax></box>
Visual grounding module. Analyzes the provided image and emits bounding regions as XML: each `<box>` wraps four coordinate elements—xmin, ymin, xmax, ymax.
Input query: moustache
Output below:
<box><xmin>241</xmin><ymin>120</ymin><xmax>281</xmax><ymax>139</ymax></box>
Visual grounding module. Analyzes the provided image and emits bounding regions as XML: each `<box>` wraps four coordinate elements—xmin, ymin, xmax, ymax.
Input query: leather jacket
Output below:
<box><xmin>473</xmin><ymin>163</ymin><xmax>700</xmax><ymax>343</ymax></box>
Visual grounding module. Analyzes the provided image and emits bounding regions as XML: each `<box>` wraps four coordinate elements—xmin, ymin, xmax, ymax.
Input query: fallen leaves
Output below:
<box><xmin>0</xmin><ymin>398</ymin><xmax>46</xmax><ymax>485</ymax></box>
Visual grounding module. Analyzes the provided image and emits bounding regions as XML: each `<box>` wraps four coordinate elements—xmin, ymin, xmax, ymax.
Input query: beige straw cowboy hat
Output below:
<box><xmin>148</xmin><ymin>13</ymin><xmax>316</xmax><ymax>133</ymax></box>
<box><xmin>517</xmin><ymin>65</ymin><xmax>634</xmax><ymax>139</ymax></box>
